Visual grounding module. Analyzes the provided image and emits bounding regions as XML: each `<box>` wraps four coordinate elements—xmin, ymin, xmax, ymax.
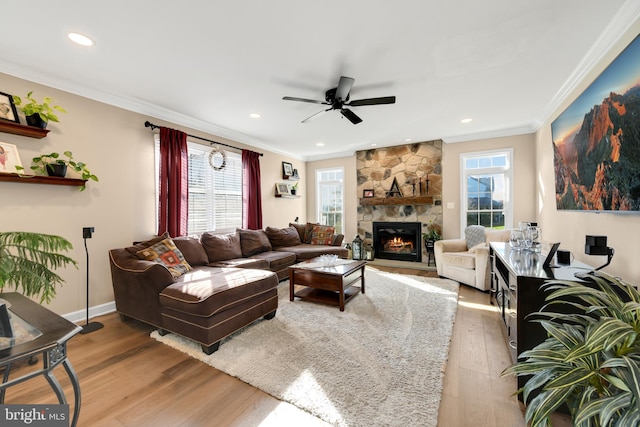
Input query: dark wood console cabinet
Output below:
<box><xmin>489</xmin><ymin>242</ymin><xmax>591</xmax><ymax>391</ymax></box>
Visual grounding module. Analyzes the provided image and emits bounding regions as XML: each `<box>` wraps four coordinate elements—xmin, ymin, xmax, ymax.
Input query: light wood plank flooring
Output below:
<box><xmin>4</xmin><ymin>266</ymin><xmax>571</xmax><ymax>426</ymax></box>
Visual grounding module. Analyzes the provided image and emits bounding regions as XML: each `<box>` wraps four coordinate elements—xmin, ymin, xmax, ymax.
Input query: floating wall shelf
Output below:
<box><xmin>0</xmin><ymin>173</ymin><xmax>87</xmax><ymax>187</ymax></box>
<box><xmin>0</xmin><ymin>120</ymin><xmax>49</xmax><ymax>139</ymax></box>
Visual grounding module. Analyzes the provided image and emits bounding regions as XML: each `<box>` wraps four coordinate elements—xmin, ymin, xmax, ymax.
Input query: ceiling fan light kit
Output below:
<box><xmin>283</xmin><ymin>75</ymin><xmax>396</xmax><ymax>124</ymax></box>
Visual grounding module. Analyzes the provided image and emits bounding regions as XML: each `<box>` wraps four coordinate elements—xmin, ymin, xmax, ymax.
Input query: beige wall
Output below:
<box><xmin>440</xmin><ymin>134</ymin><xmax>537</xmax><ymax>239</ymax></box>
<box><xmin>0</xmin><ymin>72</ymin><xmax>303</xmax><ymax>316</ymax></box>
<box><xmin>536</xmin><ymin>18</ymin><xmax>640</xmax><ymax>283</ymax></box>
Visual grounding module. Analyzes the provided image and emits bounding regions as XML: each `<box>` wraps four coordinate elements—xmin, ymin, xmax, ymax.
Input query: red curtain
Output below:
<box><xmin>158</xmin><ymin>127</ymin><xmax>188</xmax><ymax>237</ymax></box>
<box><xmin>242</xmin><ymin>150</ymin><xmax>262</xmax><ymax>230</ymax></box>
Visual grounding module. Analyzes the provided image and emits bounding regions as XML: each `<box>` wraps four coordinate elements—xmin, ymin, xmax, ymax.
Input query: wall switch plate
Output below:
<box><xmin>446</xmin><ymin>202</ymin><xmax>455</xmax><ymax>209</ymax></box>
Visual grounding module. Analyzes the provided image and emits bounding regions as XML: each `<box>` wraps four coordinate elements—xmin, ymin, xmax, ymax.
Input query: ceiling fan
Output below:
<box><xmin>282</xmin><ymin>76</ymin><xmax>396</xmax><ymax>124</ymax></box>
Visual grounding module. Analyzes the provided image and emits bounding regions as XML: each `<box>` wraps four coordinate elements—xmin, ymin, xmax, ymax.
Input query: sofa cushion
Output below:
<box><xmin>126</xmin><ymin>232</ymin><xmax>170</xmax><ymax>256</ymax></box>
<box><xmin>160</xmin><ymin>267</ymin><xmax>277</xmax><ymax>317</ymax></box>
<box><xmin>136</xmin><ymin>237</ymin><xmax>192</xmax><ymax>278</ymax></box>
<box><xmin>465</xmin><ymin>225</ymin><xmax>486</xmax><ymax>249</ymax></box>
<box><xmin>289</xmin><ymin>223</ymin><xmax>307</xmax><ymax>242</ymax></box>
<box><xmin>265</xmin><ymin>226</ymin><xmax>301</xmax><ymax>247</ymax></box>
<box><xmin>274</xmin><ymin>243</ymin><xmax>348</xmax><ymax>261</ymax></box>
<box><xmin>207</xmin><ymin>258</ymin><xmax>269</xmax><ymax>270</ymax></box>
<box><xmin>238</xmin><ymin>229</ymin><xmax>272</xmax><ymax>257</ymax></box>
<box><xmin>250</xmin><ymin>250</ymin><xmax>297</xmax><ymax>270</ymax></box>
<box><xmin>201</xmin><ymin>231</ymin><xmax>242</xmax><ymax>262</ymax></box>
<box><xmin>173</xmin><ymin>236</ymin><xmax>209</xmax><ymax>266</ymax></box>
<box><xmin>309</xmin><ymin>224</ymin><xmax>335</xmax><ymax>245</ymax></box>
<box><xmin>441</xmin><ymin>251</ymin><xmax>476</xmax><ymax>269</ymax></box>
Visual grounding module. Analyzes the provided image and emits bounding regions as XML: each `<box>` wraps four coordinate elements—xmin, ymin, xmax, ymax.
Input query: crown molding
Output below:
<box><xmin>535</xmin><ymin>1</ymin><xmax>640</xmax><ymax>128</ymax></box>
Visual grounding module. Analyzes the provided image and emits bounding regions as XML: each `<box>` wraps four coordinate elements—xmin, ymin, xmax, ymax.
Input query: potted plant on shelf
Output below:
<box><xmin>501</xmin><ymin>271</ymin><xmax>640</xmax><ymax>427</ymax></box>
<box><xmin>290</xmin><ymin>182</ymin><xmax>299</xmax><ymax>195</ymax></box>
<box><xmin>0</xmin><ymin>231</ymin><xmax>77</xmax><ymax>303</ymax></box>
<box><xmin>12</xmin><ymin>91</ymin><xmax>66</xmax><ymax>129</ymax></box>
<box><xmin>22</xmin><ymin>151</ymin><xmax>99</xmax><ymax>191</ymax></box>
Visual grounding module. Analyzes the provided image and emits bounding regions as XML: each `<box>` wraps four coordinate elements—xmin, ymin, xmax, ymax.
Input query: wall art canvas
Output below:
<box><xmin>552</xmin><ymin>34</ymin><xmax>640</xmax><ymax>212</ymax></box>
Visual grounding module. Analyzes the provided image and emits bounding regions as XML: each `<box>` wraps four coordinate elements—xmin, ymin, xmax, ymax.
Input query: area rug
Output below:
<box><xmin>151</xmin><ymin>268</ymin><xmax>459</xmax><ymax>427</ymax></box>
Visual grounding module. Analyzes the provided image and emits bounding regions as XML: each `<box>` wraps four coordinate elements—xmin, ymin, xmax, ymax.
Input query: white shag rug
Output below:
<box><xmin>151</xmin><ymin>268</ymin><xmax>459</xmax><ymax>427</ymax></box>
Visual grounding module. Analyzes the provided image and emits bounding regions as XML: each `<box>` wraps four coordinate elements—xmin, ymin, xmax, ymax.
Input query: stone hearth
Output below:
<box><xmin>356</xmin><ymin>141</ymin><xmax>442</xmax><ymax>265</ymax></box>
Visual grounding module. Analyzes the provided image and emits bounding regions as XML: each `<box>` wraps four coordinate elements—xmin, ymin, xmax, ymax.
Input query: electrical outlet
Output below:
<box><xmin>83</xmin><ymin>227</ymin><xmax>95</xmax><ymax>239</ymax></box>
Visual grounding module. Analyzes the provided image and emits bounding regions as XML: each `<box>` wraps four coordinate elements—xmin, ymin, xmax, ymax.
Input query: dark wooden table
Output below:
<box><xmin>0</xmin><ymin>292</ymin><xmax>82</xmax><ymax>427</ymax></box>
<box><xmin>289</xmin><ymin>258</ymin><xmax>366</xmax><ymax>311</ymax></box>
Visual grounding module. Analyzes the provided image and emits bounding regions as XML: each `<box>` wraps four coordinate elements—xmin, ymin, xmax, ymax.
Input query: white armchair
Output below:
<box><xmin>434</xmin><ymin>226</ymin><xmax>511</xmax><ymax>291</ymax></box>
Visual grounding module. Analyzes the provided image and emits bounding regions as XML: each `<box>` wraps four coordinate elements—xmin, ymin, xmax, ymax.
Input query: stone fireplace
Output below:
<box><xmin>373</xmin><ymin>221</ymin><xmax>422</xmax><ymax>262</ymax></box>
<box><xmin>356</xmin><ymin>141</ymin><xmax>443</xmax><ymax>265</ymax></box>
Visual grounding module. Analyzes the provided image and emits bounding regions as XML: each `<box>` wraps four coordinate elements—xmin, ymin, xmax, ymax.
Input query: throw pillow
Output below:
<box><xmin>265</xmin><ymin>226</ymin><xmax>301</xmax><ymax>247</ymax></box>
<box><xmin>126</xmin><ymin>232</ymin><xmax>171</xmax><ymax>256</ymax></box>
<box><xmin>303</xmin><ymin>222</ymin><xmax>318</xmax><ymax>243</ymax></box>
<box><xmin>136</xmin><ymin>237</ymin><xmax>192</xmax><ymax>278</ymax></box>
<box><xmin>465</xmin><ymin>225</ymin><xmax>486</xmax><ymax>250</ymax></box>
<box><xmin>201</xmin><ymin>231</ymin><xmax>243</xmax><ymax>262</ymax></box>
<box><xmin>309</xmin><ymin>224</ymin><xmax>335</xmax><ymax>245</ymax></box>
<box><xmin>238</xmin><ymin>228</ymin><xmax>273</xmax><ymax>257</ymax></box>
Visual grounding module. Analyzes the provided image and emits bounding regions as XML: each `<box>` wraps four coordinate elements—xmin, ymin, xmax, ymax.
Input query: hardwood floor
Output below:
<box><xmin>4</xmin><ymin>266</ymin><xmax>571</xmax><ymax>426</ymax></box>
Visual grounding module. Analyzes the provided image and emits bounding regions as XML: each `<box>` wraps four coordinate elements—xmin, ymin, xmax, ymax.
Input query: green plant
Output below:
<box><xmin>0</xmin><ymin>232</ymin><xmax>77</xmax><ymax>303</ymax></box>
<box><xmin>291</xmin><ymin>181</ymin><xmax>299</xmax><ymax>190</ymax></box>
<box><xmin>12</xmin><ymin>91</ymin><xmax>66</xmax><ymax>123</ymax></box>
<box><xmin>26</xmin><ymin>151</ymin><xmax>99</xmax><ymax>191</ymax></box>
<box><xmin>422</xmin><ymin>221</ymin><xmax>442</xmax><ymax>241</ymax></box>
<box><xmin>501</xmin><ymin>271</ymin><xmax>640</xmax><ymax>427</ymax></box>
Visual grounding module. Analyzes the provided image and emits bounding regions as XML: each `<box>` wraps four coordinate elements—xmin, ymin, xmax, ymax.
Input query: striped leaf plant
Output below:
<box><xmin>502</xmin><ymin>271</ymin><xmax>640</xmax><ymax>427</ymax></box>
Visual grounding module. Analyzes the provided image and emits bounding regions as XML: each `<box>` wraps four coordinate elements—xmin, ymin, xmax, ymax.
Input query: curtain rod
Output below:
<box><xmin>144</xmin><ymin>121</ymin><xmax>263</xmax><ymax>156</ymax></box>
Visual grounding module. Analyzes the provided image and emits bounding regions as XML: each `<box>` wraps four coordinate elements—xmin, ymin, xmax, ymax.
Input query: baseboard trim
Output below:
<box><xmin>63</xmin><ymin>301</ymin><xmax>117</xmax><ymax>324</ymax></box>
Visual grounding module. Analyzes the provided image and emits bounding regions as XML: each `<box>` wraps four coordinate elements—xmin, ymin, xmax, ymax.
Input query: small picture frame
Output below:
<box><xmin>275</xmin><ymin>182</ymin><xmax>291</xmax><ymax>196</ymax></box>
<box><xmin>0</xmin><ymin>91</ymin><xmax>19</xmax><ymax>124</ymax></box>
<box><xmin>0</xmin><ymin>141</ymin><xmax>23</xmax><ymax>174</ymax></box>
<box><xmin>282</xmin><ymin>161</ymin><xmax>294</xmax><ymax>178</ymax></box>
<box><xmin>362</xmin><ymin>189</ymin><xmax>375</xmax><ymax>198</ymax></box>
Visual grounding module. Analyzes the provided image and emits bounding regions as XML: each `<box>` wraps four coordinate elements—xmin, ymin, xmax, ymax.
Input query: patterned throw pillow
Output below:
<box><xmin>136</xmin><ymin>237</ymin><xmax>192</xmax><ymax>278</ymax></box>
<box><xmin>309</xmin><ymin>224</ymin><xmax>335</xmax><ymax>245</ymax></box>
<box><xmin>465</xmin><ymin>225</ymin><xmax>486</xmax><ymax>250</ymax></box>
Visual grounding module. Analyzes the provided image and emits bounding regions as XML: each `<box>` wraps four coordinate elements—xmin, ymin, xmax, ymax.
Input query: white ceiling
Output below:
<box><xmin>2</xmin><ymin>1</ymin><xmax>638</xmax><ymax>161</ymax></box>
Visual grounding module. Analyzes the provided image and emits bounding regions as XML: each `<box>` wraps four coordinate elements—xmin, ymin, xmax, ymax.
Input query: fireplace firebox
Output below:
<box><xmin>373</xmin><ymin>222</ymin><xmax>422</xmax><ymax>262</ymax></box>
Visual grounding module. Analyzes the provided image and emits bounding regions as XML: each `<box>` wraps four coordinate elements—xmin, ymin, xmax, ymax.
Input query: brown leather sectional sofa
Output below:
<box><xmin>109</xmin><ymin>223</ymin><xmax>347</xmax><ymax>354</ymax></box>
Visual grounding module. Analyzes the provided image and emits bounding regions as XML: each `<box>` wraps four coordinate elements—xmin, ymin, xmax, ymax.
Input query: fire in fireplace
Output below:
<box><xmin>373</xmin><ymin>222</ymin><xmax>422</xmax><ymax>262</ymax></box>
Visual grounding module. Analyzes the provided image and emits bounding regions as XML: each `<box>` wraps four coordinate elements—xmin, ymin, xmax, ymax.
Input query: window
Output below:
<box><xmin>155</xmin><ymin>138</ymin><xmax>243</xmax><ymax>235</ymax></box>
<box><xmin>460</xmin><ymin>149</ymin><xmax>512</xmax><ymax>233</ymax></box>
<box><xmin>316</xmin><ymin>168</ymin><xmax>344</xmax><ymax>234</ymax></box>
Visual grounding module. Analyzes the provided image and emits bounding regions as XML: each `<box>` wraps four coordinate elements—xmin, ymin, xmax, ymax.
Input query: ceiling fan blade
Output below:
<box><xmin>340</xmin><ymin>108</ymin><xmax>362</xmax><ymax>125</ymax></box>
<box><xmin>283</xmin><ymin>96</ymin><xmax>329</xmax><ymax>105</ymax></box>
<box><xmin>348</xmin><ymin>96</ymin><xmax>396</xmax><ymax>107</ymax></box>
<box><xmin>335</xmin><ymin>76</ymin><xmax>355</xmax><ymax>101</ymax></box>
<box><xmin>302</xmin><ymin>108</ymin><xmax>332</xmax><ymax>123</ymax></box>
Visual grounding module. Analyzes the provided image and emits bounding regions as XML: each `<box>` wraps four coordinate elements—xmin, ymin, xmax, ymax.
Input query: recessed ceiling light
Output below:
<box><xmin>249</xmin><ymin>113</ymin><xmax>261</xmax><ymax>118</ymax></box>
<box><xmin>371</xmin><ymin>143</ymin><xmax>377</xmax><ymax>147</ymax></box>
<box><xmin>67</xmin><ymin>32</ymin><xmax>94</xmax><ymax>46</ymax></box>
<box><xmin>403</xmin><ymin>138</ymin><xmax>412</xmax><ymax>142</ymax></box>
<box><xmin>461</xmin><ymin>118</ymin><xmax>473</xmax><ymax>124</ymax></box>
<box><xmin>316</xmin><ymin>142</ymin><xmax>325</xmax><ymax>147</ymax></box>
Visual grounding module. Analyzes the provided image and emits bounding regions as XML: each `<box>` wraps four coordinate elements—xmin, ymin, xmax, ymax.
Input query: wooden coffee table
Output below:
<box><xmin>289</xmin><ymin>258</ymin><xmax>366</xmax><ymax>311</ymax></box>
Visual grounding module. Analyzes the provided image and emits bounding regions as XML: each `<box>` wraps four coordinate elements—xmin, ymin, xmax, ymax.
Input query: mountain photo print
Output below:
<box><xmin>552</xmin><ymin>34</ymin><xmax>640</xmax><ymax>212</ymax></box>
